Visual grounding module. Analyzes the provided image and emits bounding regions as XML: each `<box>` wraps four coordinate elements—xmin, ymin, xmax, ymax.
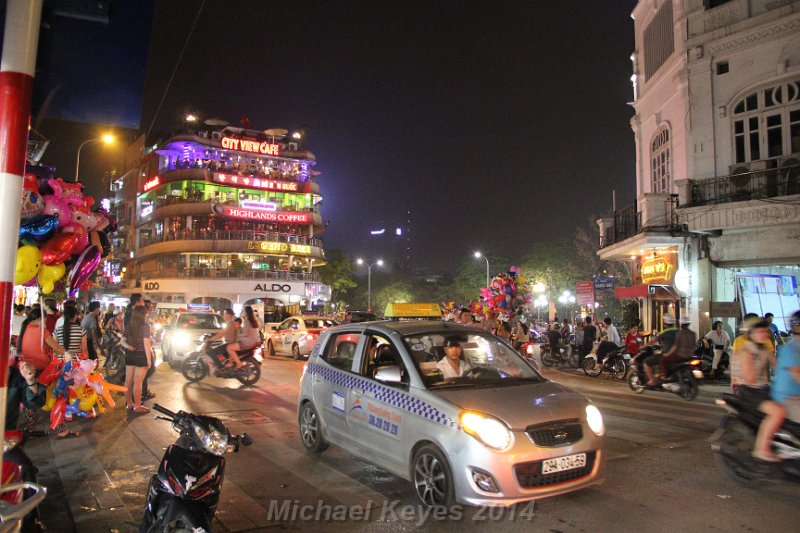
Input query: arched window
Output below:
<box><xmin>732</xmin><ymin>78</ymin><xmax>800</xmax><ymax>163</ymax></box>
<box><xmin>651</xmin><ymin>128</ymin><xmax>671</xmax><ymax>193</ymax></box>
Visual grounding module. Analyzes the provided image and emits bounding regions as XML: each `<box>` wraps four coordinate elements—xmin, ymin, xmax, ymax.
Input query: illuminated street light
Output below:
<box><xmin>533</xmin><ymin>282</ymin><xmax>546</xmax><ymax>294</ymax></box>
<box><xmin>75</xmin><ymin>134</ymin><xmax>115</xmax><ymax>182</ymax></box>
<box><xmin>185</xmin><ymin>113</ymin><xmax>198</xmax><ymax>123</ymax></box>
<box><xmin>474</xmin><ymin>251</ymin><xmax>490</xmax><ymax>288</ymax></box>
<box><xmin>291</xmin><ymin>131</ymin><xmax>302</xmax><ymax>139</ymax></box>
<box><xmin>357</xmin><ymin>259</ymin><xmax>383</xmax><ymax>311</ymax></box>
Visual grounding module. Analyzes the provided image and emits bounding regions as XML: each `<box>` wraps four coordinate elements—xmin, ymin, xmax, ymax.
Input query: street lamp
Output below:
<box><xmin>474</xmin><ymin>251</ymin><xmax>490</xmax><ymax>288</ymax></box>
<box><xmin>75</xmin><ymin>134</ymin><xmax>115</xmax><ymax>182</ymax></box>
<box><xmin>357</xmin><ymin>258</ymin><xmax>383</xmax><ymax>311</ymax></box>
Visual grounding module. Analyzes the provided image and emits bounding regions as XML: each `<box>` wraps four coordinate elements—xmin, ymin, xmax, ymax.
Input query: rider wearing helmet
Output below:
<box><xmin>644</xmin><ymin>313</ymin><xmax>678</xmax><ymax>387</ymax></box>
<box><xmin>658</xmin><ymin>316</ymin><xmax>697</xmax><ymax>379</ymax></box>
<box><xmin>753</xmin><ymin>310</ymin><xmax>800</xmax><ymax>461</ymax></box>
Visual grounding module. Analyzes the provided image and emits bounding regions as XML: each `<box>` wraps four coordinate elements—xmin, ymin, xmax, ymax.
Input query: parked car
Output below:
<box><xmin>161</xmin><ymin>311</ymin><xmax>226</xmax><ymax>367</ymax></box>
<box><xmin>298</xmin><ymin>320</ymin><xmax>606</xmax><ymax>507</ymax></box>
<box><xmin>266</xmin><ymin>315</ymin><xmax>337</xmax><ymax>359</ymax></box>
<box><xmin>346</xmin><ymin>310</ymin><xmax>380</xmax><ymax>323</ymax></box>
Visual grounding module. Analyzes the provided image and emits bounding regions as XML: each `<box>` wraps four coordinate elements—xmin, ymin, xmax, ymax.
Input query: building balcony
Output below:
<box><xmin>138</xmin><ymin>229</ymin><xmax>325</xmax><ymax>260</ymax></box>
<box><xmin>681</xmin><ymin>164</ymin><xmax>800</xmax><ymax>208</ymax></box>
<box><xmin>138</xmin><ymin>198</ymin><xmax>323</xmax><ymax>227</ymax></box>
<box><xmin>124</xmin><ymin>268</ymin><xmax>321</xmax><ymax>286</ymax></box>
<box><xmin>150</xmin><ymin>167</ymin><xmax>321</xmax><ymax>195</ymax></box>
<box><xmin>598</xmin><ymin>193</ymin><xmax>681</xmax><ymax>252</ymax></box>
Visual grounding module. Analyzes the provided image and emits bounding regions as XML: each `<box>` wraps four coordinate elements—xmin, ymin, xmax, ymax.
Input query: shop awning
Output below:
<box><xmin>615</xmin><ymin>285</ymin><xmax>649</xmax><ymax>299</ymax></box>
<box><xmin>615</xmin><ymin>284</ymin><xmax>682</xmax><ymax>300</ymax></box>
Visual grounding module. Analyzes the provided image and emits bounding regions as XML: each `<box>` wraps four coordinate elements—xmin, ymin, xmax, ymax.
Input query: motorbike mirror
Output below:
<box><xmin>240</xmin><ymin>433</ymin><xmax>253</xmax><ymax>447</ymax></box>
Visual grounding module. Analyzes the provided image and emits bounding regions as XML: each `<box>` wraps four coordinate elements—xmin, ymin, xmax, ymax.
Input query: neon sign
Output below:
<box><xmin>240</xmin><ymin>200</ymin><xmax>277</xmax><ymax>211</ymax></box>
<box><xmin>247</xmin><ymin>241</ymin><xmax>311</xmax><ymax>255</ymax></box>
<box><xmin>213</xmin><ymin>172</ymin><xmax>298</xmax><ymax>192</ymax></box>
<box><xmin>140</xmin><ymin>205</ymin><xmax>154</xmax><ymax>218</ymax></box>
<box><xmin>220</xmin><ymin>136</ymin><xmax>280</xmax><ymax>156</ymax></box>
<box><xmin>218</xmin><ymin>206</ymin><xmax>312</xmax><ymax>224</ymax></box>
<box><xmin>143</xmin><ymin>176</ymin><xmax>160</xmax><ymax>192</ymax></box>
<box><xmin>641</xmin><ymin>257</ymin><xmax>674</xmax><ymax>284</ymax></box>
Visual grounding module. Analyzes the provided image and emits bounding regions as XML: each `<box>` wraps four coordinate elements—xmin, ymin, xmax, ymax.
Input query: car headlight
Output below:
<box><xmin>153</xmin><ymin>323</ymin><xmax>163</xmax><ymax>332</ymax></box>
<box><xmin>585</xmin><ymin>404</ymin><xmax>604</xmax><ymax>436</ymax></box>
<box><xmin>192</xmin><ymin>421</ymin><xmax>229</xmax><ymax>456</ymax></box>
<box><xmin>173</xmin><ymin>332</ymin><xmax>190</xmax><ymax>347</ymax></box>
<box><xmin>459</xmin><ymin>411</ymin><xmax>513</xmax><ymax>451</ymax></box>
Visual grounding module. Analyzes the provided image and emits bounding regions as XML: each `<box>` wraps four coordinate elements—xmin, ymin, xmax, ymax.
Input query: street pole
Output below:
<box><xmin>74</xmin><ymin>138</ymin><xmax>96</xmax><ymax>182</ymax></box>
<box><xmin>474</xmin><ymin>252</ymin><xmax>490</xmax><ymax>287</ymax></box>
<box><xmin>0</xmin><ymin>0</ymin><xmax>43</xmax><ymax>475</ymax></box>
<box><xmin>367</xmin><ymin>265</ymin><xmax>372</xmax><ymax>311</ymax></box>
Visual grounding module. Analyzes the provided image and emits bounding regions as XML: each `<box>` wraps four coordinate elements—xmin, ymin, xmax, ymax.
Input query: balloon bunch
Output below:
<box><xmin>38</xmin><ymin>355</ymin><xmax>127</xmax><ymax>430</ymax></box>
<box><xmin>478</xmin><ymin>266</ymin><xmax>530</xmax><ymax>319</ymax></box>
<box><xmin>15</xmin><ymin>174</ymin><xmax>115</xmax><ymax>296</ymax></box>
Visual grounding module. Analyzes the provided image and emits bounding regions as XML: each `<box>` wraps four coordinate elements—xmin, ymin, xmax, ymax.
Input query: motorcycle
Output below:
<box><xmin>2</xmin><ymin>430</ymin><xmax>47</xmax><ymax>532</ymax></box>
<box><xmin>140</xmin><ymin>404</ymin><xmax>252</xmax><ymax>532</ymax></box>
<box><xmin>627</xmin><ymin>345</ymin><xmax>703</xmax><ymax>401</ymax></box>
<box><xmin>102</xmin><ymin>330</ymin><xmax>126</xmax><ymax>383</ymax></box>
<box><xmin>181</xmin><ymin>335</ymin><xmax>262</xmax><ymax>386</ymax></box>
<box><xmin>711</xmin><ymin>387</ymin><xmax>800</xmax><ymax>486</ymax></box>
<box><xmin>695</xmin><ymin>340</ymin><xmax>730</xmax><ymax>381</ymax></box>
<box><xmin>582</xmin><ymin>344</ymin><xmax>629</xmax><ymax>380</ymax></box>
<box><xmin>540</xmin><ymin>342</ymin><xmax>580</xmax><ymax>368</ymax></box>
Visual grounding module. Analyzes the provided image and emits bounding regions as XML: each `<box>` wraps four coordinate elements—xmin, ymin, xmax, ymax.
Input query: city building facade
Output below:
<box><xmin>598</xmin><ymin>0</ymin><xmax>800</xmax><ymax>334</ymax></box>
<box><xmin>110</xmin><ymin>124</ymin><xmax>330</xmax><ymax>316</ymax></box>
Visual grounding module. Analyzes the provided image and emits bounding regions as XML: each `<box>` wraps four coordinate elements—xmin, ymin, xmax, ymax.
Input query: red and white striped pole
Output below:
<box><xmin>0</xmin><ymin>0</ymin><xmax>43</xmax><ymax>445</ymax></box>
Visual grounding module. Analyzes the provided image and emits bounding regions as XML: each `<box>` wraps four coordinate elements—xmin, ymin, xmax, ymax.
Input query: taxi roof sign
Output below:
<box><xmin>383</xmin><ymin>302</ymin><xmax>442</xmax><ymax>320</ymax></box>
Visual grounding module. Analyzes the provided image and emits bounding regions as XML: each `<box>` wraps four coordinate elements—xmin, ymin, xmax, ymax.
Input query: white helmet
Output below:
<box><xmin>679</xmin><ymin>316</ymin><xmax>691</xmax><ymax>325</ymax></box>
<box><xmin>662</xmin><ymin>314</ymin><xmax>676</xmax><ymax>325</ymax></box>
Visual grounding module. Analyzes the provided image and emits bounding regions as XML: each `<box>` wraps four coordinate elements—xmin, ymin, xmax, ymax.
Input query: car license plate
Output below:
<box><xmin>542</xmin><ymin>453</ymin><xmax>586</xmax><ymax>474</ymax></box>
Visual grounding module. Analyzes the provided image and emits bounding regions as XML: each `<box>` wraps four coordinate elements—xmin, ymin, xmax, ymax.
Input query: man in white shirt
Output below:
<box><xmin>603</xmin><ymin>317</ymin><xmax>622</xmax><ymax>346</ymax></box>
<box><xmin>435</xmin><ymin>338</ymin><xmax>471</xmax><ymax>378</ymax></box>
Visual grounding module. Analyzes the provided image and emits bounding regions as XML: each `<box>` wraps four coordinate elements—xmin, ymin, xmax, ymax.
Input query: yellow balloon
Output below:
<box><xmin>78</xmin><ymin>388</ymin><xmax>99</xmax><ymax>412</ymax></box>
<box><xmin>42</xmin><ymin>386</ymin><xmax>56</xmax><ymax>412</ymax></box>
<box><xmin>14</xmin><ymin>245</ymin><xmax>41</xmax><ymax>286</ymax></box>
<box><xmin>38</xmin><ymin>262</ymin><xmax>65</xmax><ymax>294</ymax></box>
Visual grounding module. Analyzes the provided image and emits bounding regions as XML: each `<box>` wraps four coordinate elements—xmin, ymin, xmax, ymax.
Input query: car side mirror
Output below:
<box><xmin>374</xmin><ymin>366</ymin><xmax>402</xmax><ymax>383</ymax></box>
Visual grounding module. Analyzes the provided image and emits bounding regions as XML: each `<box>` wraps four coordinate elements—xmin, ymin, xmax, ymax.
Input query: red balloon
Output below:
<box><xmin>41</xmin><ymin>232</ymin><xmax>78</xmax><ymax>265</ymax></box>
<box><xmin>50</xmin><ymin>396</ymin><xmax>67</xmax><ymax>430</ymax></box>
<box><xmin>61</xmin><ymin>223</ymin><xmax>88</xmax><ymax>255</ymax></box>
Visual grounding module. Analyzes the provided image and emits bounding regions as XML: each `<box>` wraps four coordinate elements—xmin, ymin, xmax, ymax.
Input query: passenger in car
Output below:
<box><xmin>435</xmin><ymin>338</ymin><xmax>472</xmax><ymax>378</ymax></box>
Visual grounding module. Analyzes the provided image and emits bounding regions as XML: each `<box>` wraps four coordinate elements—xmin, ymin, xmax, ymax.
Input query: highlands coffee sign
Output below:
<box><xmin>220</xmin><ymin>136</ymin><xmax>280</xmax><ymax>156</ymax></box>
<box><xmin>213</xmin><ymin>204</ymin><xmax>313</xmax><ymax>224</ymax></box>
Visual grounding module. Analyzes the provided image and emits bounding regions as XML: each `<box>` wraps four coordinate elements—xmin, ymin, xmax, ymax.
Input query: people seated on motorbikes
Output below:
<box><xmin>658</xmin><ymin>316</ymin><xmax>697</xmax><ymax>379</ymax></box>
<box><xmin>206</xmin><ymin>308</ymin><xmax>238</xmax><ymax>371</ymax></box>
<box><xmin>625</xmin><ymin>323</ymin><xmax>641</xmax><ymax>356</ymax></box>
<box><xmin>704</xmin><ymin>320</ymin><xmax>731</xmax><ymax>379</ymax></box>
<box><xmin>595</xmin><ymin>317</ymin><xmax>622</xmax><ymax>368</ymax></box>
<box><xmin>546</xmin><ymin>322</ymin><xmax>563</xmax><ymax>352</ymax></box>
<box><xmin>644</xmin><ymin>313</ymin><xmax>678</xmax><ymax>387</ymax></box>
<box><xmin>225</xmin><ymin>306</ymin><xmax>262</xmax><ymax>369</ymax></box>
<box><xmin>753</xmin><ymin>310</ymin><xmax>800</xmax><ymax>462</ymax></box>
<box><xmin>435</xmin><ymin>338</ymin><xmax>471</xmax><ymax>378</ymax></box>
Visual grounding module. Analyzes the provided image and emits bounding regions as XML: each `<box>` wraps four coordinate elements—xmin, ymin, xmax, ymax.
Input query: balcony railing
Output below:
<box><xmin>160</xmin><ymin>160</ymin><xmax>314</xmax><ymax>185</ymax></box>
<box><xmin>686</xmin><ymin>165</ymin><xmax>800</xmax><ymax>207</ymax></box>
<box><xmin>133</xmin><ymin>269</ymin><xmax>321</xmax><ymax>283</ymax></box>
<box><xmin>146</xmin><ymin>195</ymin><xmax>320</xmax><ymax>214</ymax></box>
<box><xmin>141</xmin><ymin>229</ymin><xmax>323</xmax><ymax>248</ymax></box>
<box><xmin>612</xmin><ymin>202</ymin><xmax>640</xmax><ymax>244</ymax></box>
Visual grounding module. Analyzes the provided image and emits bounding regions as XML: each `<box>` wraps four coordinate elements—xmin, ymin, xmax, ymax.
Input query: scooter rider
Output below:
<box><xmin>659</xmin><ymin>316</ymin><xmax>697</xmax><ymax>378</ymax></box>
<box><xmin>205</xmin><ymin>308</ymin><xmax>238</xmax><ymax>372</ymax></box>
<box><xmin>644</xmin><ymin>313</ymin><xmax>678</xmax><ymax>387</ymax></box>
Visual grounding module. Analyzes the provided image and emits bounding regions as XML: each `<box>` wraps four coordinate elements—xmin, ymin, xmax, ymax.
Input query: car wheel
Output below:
<box><xmin>412</xmin><ymin>444</ymin><xmax>454</xmax><ymax>507</ymax></box>
<box><xmin>292</xmin><ymin>343</ymin><xmax>303</xmax><ymax>360</ymax></box>
<box><xmin>267</xmin><ymin>340</ymin><xmax>276</xmax><ymax>356</ymax></box>
<box><xmin>298</xmin><ymin>402</ymin><xmax>328</xmax><ymax>453</ymax></box>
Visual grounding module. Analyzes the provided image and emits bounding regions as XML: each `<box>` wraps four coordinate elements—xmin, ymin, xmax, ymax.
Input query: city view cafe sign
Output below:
<box><xmin>640</xmin><ymin>256</ymin><xmax>675</xmax><ymax>284</ymax></box>
<box><xmin>220</xmin><ymin>135</ymin><xmax>281</xmax><ymax>156</ymax></box>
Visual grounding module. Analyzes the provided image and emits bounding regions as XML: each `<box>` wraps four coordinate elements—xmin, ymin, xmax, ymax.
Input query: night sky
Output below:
<box><xmin>107</xmin><ymin>1</ymin><xmax>640</xmax><ymax>270</ymax></box>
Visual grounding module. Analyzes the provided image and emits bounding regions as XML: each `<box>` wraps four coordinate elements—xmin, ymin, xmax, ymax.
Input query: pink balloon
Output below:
<box><xmin>22</xmin><ymin>276</ymin><xmax>38</xmax><ymax>287</ymax></box>
<box><xmin>68</xmin><ymin>245</ymin><xmax>101</xmax><ymax>297</ymax></box>
<box><xmin>41</xmin><ymin>232</ymin><xmax>78</xmax><ymax>265</ymax></box>
<box><xmin>61</xmin><ymin>223</ymin><xmax>88</xmax><ymax>255</ymax></box>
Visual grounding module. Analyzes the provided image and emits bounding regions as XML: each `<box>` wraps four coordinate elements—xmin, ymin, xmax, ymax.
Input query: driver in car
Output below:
<box><xmin>436</xmin><ymin>338</ymin><xmax>472</xmax><ymax>378</ymax></box>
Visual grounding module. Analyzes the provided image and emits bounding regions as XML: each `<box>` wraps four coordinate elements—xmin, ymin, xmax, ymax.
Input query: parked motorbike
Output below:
<box><xmin>102</xmin><ymin>330</ymin><xmax>126</xmax><ymax>383</ymax></box>
<box><xmin>140</xmin><ymin>404</ymin><xmax>252</xmax><ymax>532</ymax></box>
<box><xmin>2</xmin><ymin>430</ymin><xmax>47</xmax><ymax>532</ymax></box>
<box><xmin>582</xmin><ymin>345</ymin><xmax>629</xmax><ymax>380</ymax></box>
<box><xmin>711</xmin><ymin>387</ymin><xmax>800</xmax><ymax>486</ymax></box>
<box><xmin>695</xmin><ymin>340</ymin><xmax>730</xmax><ymax>381</ymax></box>
<box><xmin>627</xmin><ymin>345</ymin><xmax>703</xmax><ymax>400</ymax></box>
<box><xmin>540</xmin><ymin>342</ymin><xmax>580</xmax><ymax>368</ymax></box>
<box><xmin>181</xmin><ymin>335</ymin><xmax>262</xmax><ymax>386</ymax></box>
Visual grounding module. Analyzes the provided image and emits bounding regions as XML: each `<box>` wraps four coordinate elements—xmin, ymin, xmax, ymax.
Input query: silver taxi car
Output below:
<box><xmin>297</xmin><ymin>321</ymin><xmax>605</xmax><ymax>507</ymax></box>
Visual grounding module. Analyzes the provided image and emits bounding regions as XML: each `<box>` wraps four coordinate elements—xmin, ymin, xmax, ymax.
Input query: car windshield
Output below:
<box><xmin>402</xmin><ymin>330</ymin><xmax>544</xmax><ymax>388</ymax></box>
<box><xmin>305</xmin><ymin>319</ymin><xmax>337</xmax><ymax>328</ymax></box>
<box><xmin>178</xmin><ymin>313</ymin><xmax>225</xmax><ymax>330</ymax></box>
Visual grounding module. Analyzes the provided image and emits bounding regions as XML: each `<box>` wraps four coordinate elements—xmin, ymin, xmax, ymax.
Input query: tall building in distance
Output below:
<box><xmin>108</xmin><ymin>122</ymin><xmax>330</xmax><ymax>315</ymax></box>
<box><xmin>598</xmin><ymin>0</ymin><xmax>800</xmax><ymax>334</ymax></box>
<box><xmin>366</xmin><ymin>209</ymin><xmax>412</xmax><ymax>271</ymax></box>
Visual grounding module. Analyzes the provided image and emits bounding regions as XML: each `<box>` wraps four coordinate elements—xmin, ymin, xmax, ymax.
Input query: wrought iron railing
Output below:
<box><xmin>133</xmin><ymin>269</ymin><xmax>321</xmax><ymax>283</ymax></box>
<box><xmin>686</xmin><ymin>165</ymin><xmax>800</xmax><ymax>207</ymax></box>
<box><xmin>612</xmin><ymin>202</ymin><xmax>640</xmax><ymax>245</ymax></box>
<box><xmin>140</xmin><ymin>229</ymin><xmax>322</xmax><ymax>248</ymax></box>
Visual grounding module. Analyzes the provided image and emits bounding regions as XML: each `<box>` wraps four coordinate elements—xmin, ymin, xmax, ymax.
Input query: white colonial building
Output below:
<box><xmin>598</xmin><ymin>0</ymin><xmax>800</xmax><ymax>334</ymax></box>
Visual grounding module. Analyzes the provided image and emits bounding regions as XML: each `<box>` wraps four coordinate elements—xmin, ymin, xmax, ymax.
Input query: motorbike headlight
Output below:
<box><xmin>459</xmin><ymin>411</ymin><xmax>513</xmax><ymax>451</ymax></box>
<box><xmin>153</xmin><ymin>323</ymin><xmax>163</xmax><ymax>332</ymax></box>
<box><xmin>585</xmin><ymin>404</ymin><xmax>605</xmax><ymax>436</ymax></box>
<box><xmin>173</xmin><ymin>332</ymin><xmax>190</xmax><ymax>348</ymax></box>
<box><xmin>192</xmin><ymin>421</ymin><xmax>229</xmax><ymax>456</ymax></box>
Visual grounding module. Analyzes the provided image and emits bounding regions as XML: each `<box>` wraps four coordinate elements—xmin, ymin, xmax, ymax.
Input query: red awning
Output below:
<box><xmin>615</xmin><ymin>285</ymin><xmax>649</xmax><ymax>299</ymax></box>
